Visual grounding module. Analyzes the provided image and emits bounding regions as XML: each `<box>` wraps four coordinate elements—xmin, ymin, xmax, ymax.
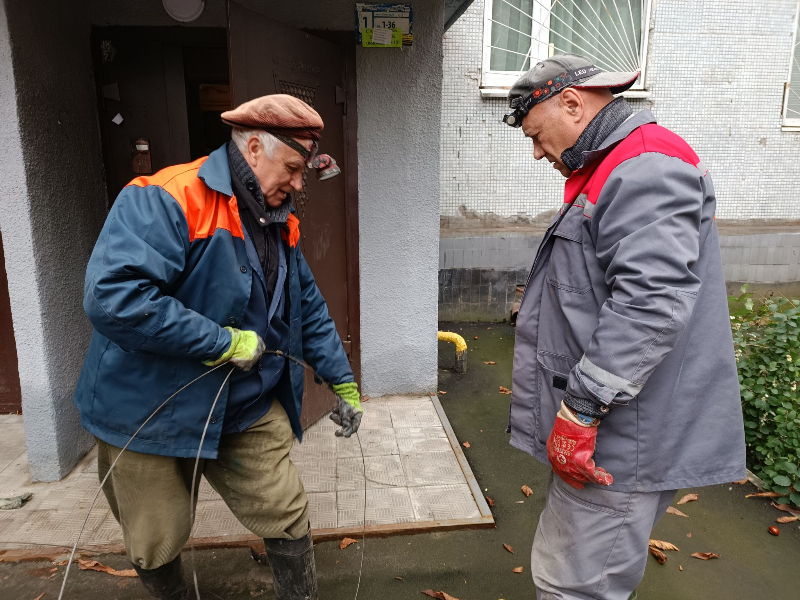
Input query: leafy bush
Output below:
<box><xmin>730</xmin><ymin>285</ymin><xmax>800</xmax><ymax>508</ymax></box>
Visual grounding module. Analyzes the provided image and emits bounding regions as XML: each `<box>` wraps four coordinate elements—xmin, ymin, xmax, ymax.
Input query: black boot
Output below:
<box><xmin>263</xmin><ymin>530</ymin><xmax>318</xmax><ymax>600</ymax></box>
<box><xmin>132</xmin><ymin>554</ymin><xmax>190</xmax><ymax>600</ymax></box>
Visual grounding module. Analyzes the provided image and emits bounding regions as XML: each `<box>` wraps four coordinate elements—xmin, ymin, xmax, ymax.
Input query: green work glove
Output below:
<box><xmin>329</xmin><ymin>381</ymin><xmax>363</xmax><ymax>438</ymax></box>
<box><xmin>204</xmin><ymin>327</ymin><xmax>266</xmax><ymax>371</ymax></box>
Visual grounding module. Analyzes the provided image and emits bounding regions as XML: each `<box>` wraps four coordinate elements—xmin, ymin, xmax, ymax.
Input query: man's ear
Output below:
<box><xmin>246</xmin><ymin>136</ymin><xmax>261</xmax><ymax>166</ymax></box>
<box><xmin>560</xmin><ymin>88</ymin><xmax>584</xmax><ymax>122</ymax></box>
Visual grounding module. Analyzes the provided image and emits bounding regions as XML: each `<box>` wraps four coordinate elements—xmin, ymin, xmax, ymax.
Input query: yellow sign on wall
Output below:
<box><xmin>355</xmin><ymin>3</ymin><xmax>413</xmax><ymax>48</ymax></box>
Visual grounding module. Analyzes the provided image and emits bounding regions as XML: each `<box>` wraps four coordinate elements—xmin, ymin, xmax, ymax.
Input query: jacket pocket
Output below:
<box><xmin>535</xmin><ymin>351</ymin><xmax>579</xmax><ymax>445</ymax></box>
<box><xmin>546</xmin><ymin>214</ymin><xmax>592</xmax><ymax>294</ymax></box>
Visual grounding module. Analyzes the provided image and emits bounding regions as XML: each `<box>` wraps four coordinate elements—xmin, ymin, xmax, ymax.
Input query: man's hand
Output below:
<box><xmin>203</xmin><ymin>327</ymin><xmax>266</xmax><ymax>370</ymax></box>
<box><xmin>546</xmin><ymin>400</ymin><xmax>613</xmax><ymax>490</ymax></box>
<box><xmin>329</xmin><ymin>382</ymin><xmax>363</xmax><ymax>438</ymax></box>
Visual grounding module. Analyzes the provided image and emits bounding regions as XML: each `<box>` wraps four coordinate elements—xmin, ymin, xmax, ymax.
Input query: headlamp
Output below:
<box><xmin>502</xmin><ymin>108</ymin><xmax>526</xmax><ymax>128</ymax></box>
<box><xmin>502</xmin><ymin>95</ymin><xmax>531</xmax><ymax>128</ymax></box>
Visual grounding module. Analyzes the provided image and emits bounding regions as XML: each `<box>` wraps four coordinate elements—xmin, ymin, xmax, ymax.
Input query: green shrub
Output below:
<box><xmin>730</xmin><ymin>285</ymin><xmax>800</xmax><ymax>508</ymax></box>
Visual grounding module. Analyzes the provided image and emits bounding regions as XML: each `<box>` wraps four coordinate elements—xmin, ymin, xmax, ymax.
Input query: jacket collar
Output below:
<box><xmin>197</xmin><ymin>144</ymin><xmax>234</xmax><ymax>197</ymax></box>
<box><xmin>579</xmin><ymin>109</ymin><xmax>657</xmax><ymax>169</ymax></box>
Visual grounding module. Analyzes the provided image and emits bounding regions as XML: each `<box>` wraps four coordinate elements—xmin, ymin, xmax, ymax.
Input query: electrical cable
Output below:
<box><xmin>57</xmin><ymin>363</ymin><xmax>230</xmax><ymax>600</ymax></box>
<box><xmin>54</xmin><ymin>351</ymin><xmax>368</xmax><ymax>600</ymax></box>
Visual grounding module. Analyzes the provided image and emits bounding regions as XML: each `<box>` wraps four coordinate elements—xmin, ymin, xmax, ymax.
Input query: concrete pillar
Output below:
<box><xmin>0</xmin><ymin>0</ymin><xmax>107</xmax><ymax>480</ymax></box>
<box><xmin>356</xmin><ymin>1</ymin><xmax>444</xmax><ymax>396</ymax></box>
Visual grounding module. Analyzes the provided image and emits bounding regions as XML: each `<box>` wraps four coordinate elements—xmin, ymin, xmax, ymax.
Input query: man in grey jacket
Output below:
<box><xmin>503</xmin><ymin>54</ymin><xmax>746</xmax><ymax>599</ymax></box>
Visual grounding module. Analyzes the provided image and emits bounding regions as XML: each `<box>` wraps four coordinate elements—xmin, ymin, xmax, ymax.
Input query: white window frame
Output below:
<box><xmin>782</xmin><ymin>0</ymin><xmax>800</xmax><ymax>130</ymax></box>
<box><xmin>480</xmin><ymin>0</ymin><xmax>653</xmax><ymax>94</ymax></box>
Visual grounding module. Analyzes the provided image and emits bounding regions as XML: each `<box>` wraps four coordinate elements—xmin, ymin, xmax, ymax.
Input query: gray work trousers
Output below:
<box><xmin>532</xmin><ymin>474</ymin><xmax>676</xmax><ymax>600</ymax></box>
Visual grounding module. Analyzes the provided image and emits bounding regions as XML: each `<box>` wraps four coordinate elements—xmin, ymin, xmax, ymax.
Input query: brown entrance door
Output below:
<box><xmin>0</xmin><ymin>233</ymin><xmax>22</xmax><ymax>413</ymax></box>
<box><xmin>228</xmin><ymin>1</ymin><xmax>359</xmax><ymax>428</ymax></box>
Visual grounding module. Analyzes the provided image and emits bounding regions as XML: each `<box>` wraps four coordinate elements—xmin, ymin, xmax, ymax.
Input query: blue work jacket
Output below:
<box><xmin>73</xmin><ymin>144</ymin><xmax>353</xmax><ymax>459</ymax></box>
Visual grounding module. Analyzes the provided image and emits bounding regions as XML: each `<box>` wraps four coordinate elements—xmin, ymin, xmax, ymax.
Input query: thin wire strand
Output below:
<box><xmin>56</xmin><ymin>363</ymin><xmax>229</xmax><ymax>600</ymax></box>
<box><xmin>353</xmin><ymin>431</ymin><xmax>366</xmax><ymax>600</ymax></box>
<box><xmin>51</xmin><ymin>349</ymin><xmax>367</xmax><ymax>600</ymax></box>
<box><xmin>190</xmin><ymin>367</ymin><xmax>235</xmax><ymax>600</ymax></box>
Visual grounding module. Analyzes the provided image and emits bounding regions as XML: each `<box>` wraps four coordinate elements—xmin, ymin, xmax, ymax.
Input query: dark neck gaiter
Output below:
<box><xmin>560</xmin><ymin>97</ymin><xmax>633</xmax><ymax>172</ymax></box>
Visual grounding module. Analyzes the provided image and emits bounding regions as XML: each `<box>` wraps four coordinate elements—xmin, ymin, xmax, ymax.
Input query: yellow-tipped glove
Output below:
<box><xmin>330</xmin><ymin>381</ymin><xmax>363</xmax><ymax>437</ymax></box>
<box><xmin>204</xmin><ymin>327</ymin><xmax>266</xmax><ymax>371</ymax></box>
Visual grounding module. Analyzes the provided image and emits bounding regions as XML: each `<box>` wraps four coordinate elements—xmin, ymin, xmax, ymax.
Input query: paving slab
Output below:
<box><xmin>0</xmin><ymin>395</ymin><xmax>492</xmax><ymax>560</ymax></box>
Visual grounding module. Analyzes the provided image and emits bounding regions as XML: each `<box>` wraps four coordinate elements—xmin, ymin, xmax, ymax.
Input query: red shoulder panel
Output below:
<box><xmin>585</xmin><ymin>124</ymin><xmax>700</xmax><ymax>205</ymax></box>
<box><xmin>127</xmin><ymin>157</ymin><xmax>244</xmax><ymax>242</ymax></box>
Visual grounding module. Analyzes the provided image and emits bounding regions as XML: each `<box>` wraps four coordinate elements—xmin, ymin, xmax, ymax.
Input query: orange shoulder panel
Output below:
<box><xmin>282</xmin><ymin>213</ymin><xmax>301</xmax><ymax>248</ymax></box>
<box><xmin>126</xmin><ymin>157</ymin><xmax>244</xmax><ymax>242</ymax></box>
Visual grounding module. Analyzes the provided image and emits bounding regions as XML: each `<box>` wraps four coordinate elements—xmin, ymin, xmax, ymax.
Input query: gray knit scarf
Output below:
<box><xmin>560</xmin><ymin>97</ymin><xmax>633</xmax><ymax>172</ymax></box>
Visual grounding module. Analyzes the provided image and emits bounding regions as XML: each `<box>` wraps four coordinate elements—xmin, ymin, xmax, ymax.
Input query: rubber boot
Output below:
<box><xmin>132</xmin><ymin>554</ymin><xmax>190</xmax><ymax>600</ymax></box>
<box><xmin>263</xmin><ymin>530</ymin><xmax>318</xmax><ymax>600</ymax></box>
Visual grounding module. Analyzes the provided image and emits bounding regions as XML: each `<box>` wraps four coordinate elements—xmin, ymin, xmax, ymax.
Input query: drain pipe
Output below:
<box><xmin>438</xmin><ymin>331</ymin><xmax>468</xmax><ymax>374</ymax></box>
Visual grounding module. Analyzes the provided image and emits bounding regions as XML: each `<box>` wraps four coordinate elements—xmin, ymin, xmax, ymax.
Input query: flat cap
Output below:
<box><xmin>221</xmin><ymin>94</ymin><xmax>324</xmax><ymax>140</ymax></box>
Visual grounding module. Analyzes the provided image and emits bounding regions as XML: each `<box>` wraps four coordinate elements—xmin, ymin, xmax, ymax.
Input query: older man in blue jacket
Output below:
<box><xmin>73</xmin><ymin>94</ymin><xmax>359</xmax><ymax>600</ymax></box>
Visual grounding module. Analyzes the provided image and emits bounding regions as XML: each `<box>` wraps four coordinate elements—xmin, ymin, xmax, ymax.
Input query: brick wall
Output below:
<box><xmin>441</xmin><ymin>0</ymin><xmax>800</xmax><ymax>222</ymax></box>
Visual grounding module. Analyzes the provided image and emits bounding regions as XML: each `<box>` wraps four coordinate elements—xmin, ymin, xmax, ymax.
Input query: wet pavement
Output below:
<box><xmin>3</xmin><ymin>322</ymin><xmax>800</xmax><ymax>599</ymax></box>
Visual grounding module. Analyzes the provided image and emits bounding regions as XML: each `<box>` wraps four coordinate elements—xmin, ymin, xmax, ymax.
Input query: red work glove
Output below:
<box><xmin>546</xmin><ymin>401</ymin><xmax>613</xmax><ymax>490</ymax></box>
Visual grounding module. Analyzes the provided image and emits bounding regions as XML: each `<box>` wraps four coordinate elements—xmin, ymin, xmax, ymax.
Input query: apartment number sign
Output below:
<box><xmin>354</xmin><ymin>4</ymin><xmax>413</xmax><ymax>48</ymax></box>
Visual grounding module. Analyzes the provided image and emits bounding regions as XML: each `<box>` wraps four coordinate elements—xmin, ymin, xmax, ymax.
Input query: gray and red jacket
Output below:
<box><xmin>509</xmin><ymin>110</ymin><xmax>746</xmax><ymax>492</ymax></box>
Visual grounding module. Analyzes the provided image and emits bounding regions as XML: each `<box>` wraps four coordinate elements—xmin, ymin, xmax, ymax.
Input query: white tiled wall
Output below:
<box><xmin>441</xmin><ymin>0</ymin><xmax>800</xmax><ymax>221</ymax></box>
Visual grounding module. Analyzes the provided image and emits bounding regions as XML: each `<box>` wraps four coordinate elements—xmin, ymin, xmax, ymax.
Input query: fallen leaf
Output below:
<box><xmin>777</xmin><ymin>516</ymin><xmax>799</xmax><ymax>523</ymax></box>
<box><xmin>484</xmin><ymin>361</ymin><xmax>497</xmax><ymax>365</ymax></box>
<box><xmin>732</xmin><ymin>478</ymin><xmax>749</xmax><ymax>485</ymax></box>
<box><xmin>649</xmin><ymin>547</ymin><xmax>668</xmax><ymax>564</ymax></box>
<box><xmin>339</xmin><ymin>537</ymin><xmax>358</xmax><ymax>550</ymax></box>
<box><xmin>503</xmin><ymin>543</ymin><xmax>514</xmax><ymax>554</ymax></box>
<box><xmin>487</xmin><ymin>327</ymin><xmax>492</xmax><ymax>330</ymax></box>
<box><xmin>745</xmin><ymin>492</ymin><xmax>781</xmax><ymax>498</ymax></box>
<box><xmin>691</xmin><ymin>552</ymin><xmax>720</xmax><ymax>560</ymax></box>
<box><xmin>396</xmin><ymin>576</ymin><xmax>404</xmax><ymax>581</ymax></box>
<box><xmin>666</xmin><ymin>506</ymin><xmax>689</xmax><ymax>517</ymax></box>
<box><xmin>485</xmin><ymin>496</ymin><xmax>494</xmax><ymax>507</ymax></box>
<box><xmin>676</xmin><ymin>494</ymin><xmax>698</xmax><ymax>505</ymax></box>
<box><xmin>33</xmin><ymin>595</ymin><xmax>44</xmax><ymax>600</ymax></box>
<box><xmin>771</xmin><ymin>501</ymin><xmax>800</xmax><ymax>516</ymax></box>
<box><xmin>55</xmin><ymin>560</ymin><xmax>68</xmax><ymax>566</ymax></box>
<box><xmin>649</xmin><ymin>539</ymin><xmax>680</xmax><ymax>552</ymax></box>
<box><xmin>77</xmin><ymin>559</ymin><xmax>137</xmax><ymax>577</ymax></box>
<box><xmin>512</xmin><ymin>566</ymin><xmax>523</xmax><ymax>573</ymax></box>
<box><xmin>679</xmin><ymin>565</ymin><xmax>684</xmax><ymax>571</ymax></box>
<box><xmin>421</xmin><ymin>591</ymin><xmax>461</xmax><ymax>600</ymax></box>
<box><xmin>462</xmin><ymin>441</ymin><xmax>470</xmax><ymax>448</ymax></box>
<box><xmin>438</xmin><ymin>391</ymin><xmax>447</xmax><ymax>395</ymax></box>
<box><xmin>499</xmin><ymin>386</ymin><xmax>512</xmax><ymax>395</ymax></box>
<box><xmin>687</xmin><ymin>533</ymin><xmax>692</xmax><ymax>538</ymax></box>
<box><xmin>521</xmin><ymin>485</ymin><xmax>534</xmax><ymax>497</ymax></box>
<box><xmin>516</xmin><ymin>500</ymin><xmax>525</xmax><ymax>504</ymax></box>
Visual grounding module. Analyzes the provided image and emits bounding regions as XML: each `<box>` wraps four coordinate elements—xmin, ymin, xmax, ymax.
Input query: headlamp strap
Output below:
<box><xmin>511</xmin><ymin>65</ymin><xmax>601</xmax><ymax>113</ymax></box>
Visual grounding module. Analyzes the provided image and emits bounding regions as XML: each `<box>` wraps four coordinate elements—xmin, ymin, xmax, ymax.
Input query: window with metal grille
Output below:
<box><xmin>481</xmin><ymin>0</ymin><xmax>651</xmax><ymax>91</ymax></box>
<box><xmin>784</xmin><ymin>2</ymin><xmax>800</xmax><ymax>128</ymax></box>
<box><xmin>278</xmin><ymin>81</ymin><xmax>316</xmax><ymax>106</ymax></box>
